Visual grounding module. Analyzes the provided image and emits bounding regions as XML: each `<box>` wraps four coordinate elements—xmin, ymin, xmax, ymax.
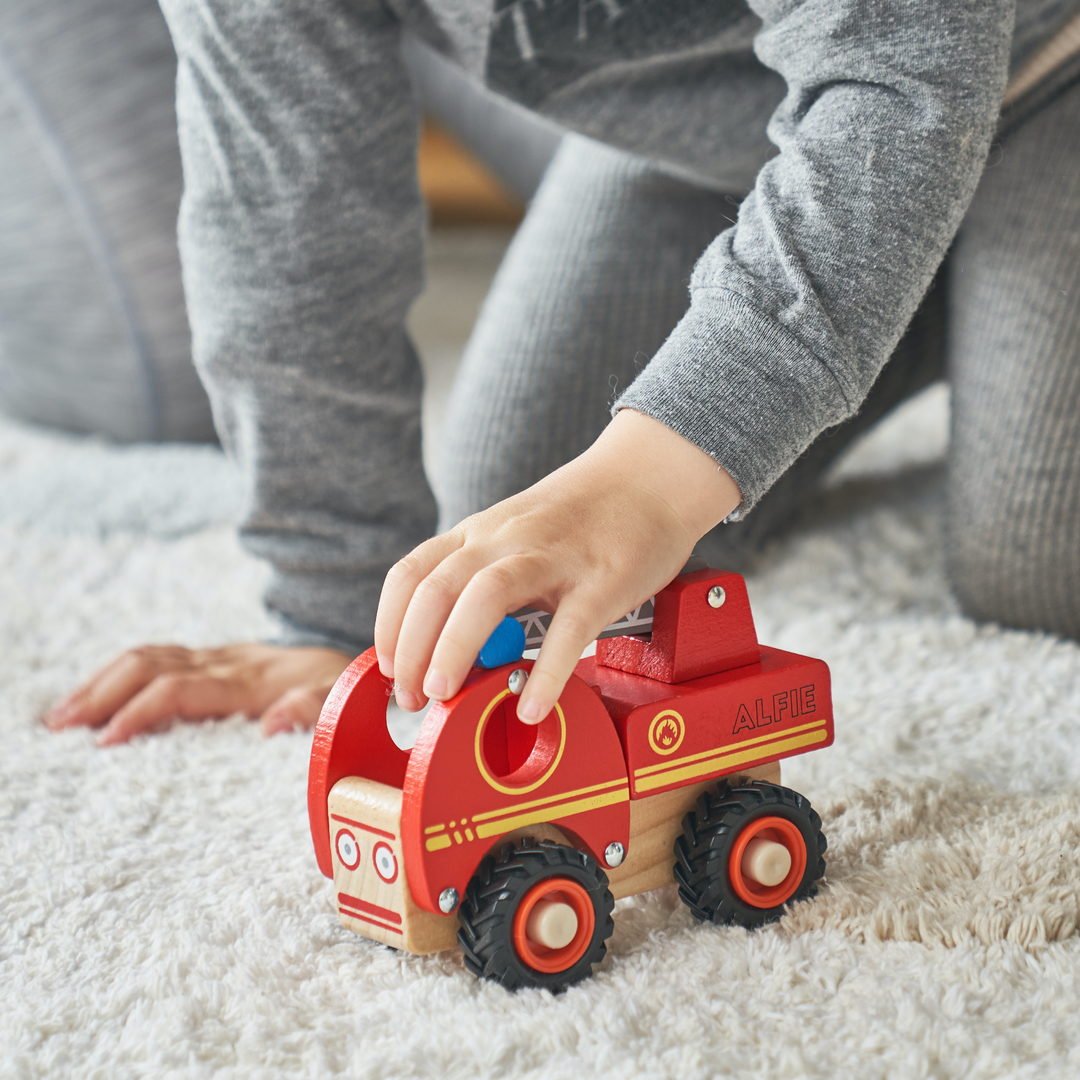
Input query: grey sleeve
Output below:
<box><xmin>615</xmin><ymin>0</ymin><xmax>1016</xmax><ymax>513</ymax></box>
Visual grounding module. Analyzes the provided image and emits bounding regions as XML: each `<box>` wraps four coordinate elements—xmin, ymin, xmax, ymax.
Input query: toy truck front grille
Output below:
<box><xmin>328</xmin><ymin>777</ymin><xmax>456</xmax><ymax>954</ymax></box>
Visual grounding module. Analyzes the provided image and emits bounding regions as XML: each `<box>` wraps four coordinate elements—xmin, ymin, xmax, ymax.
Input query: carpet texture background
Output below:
<box><xmin>3</xmin><ymin>232</ymin><xmax>1080</xmax><ymax>1079</ymax></box>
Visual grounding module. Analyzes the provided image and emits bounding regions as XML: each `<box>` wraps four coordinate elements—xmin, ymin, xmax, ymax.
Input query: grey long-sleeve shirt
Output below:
<box><xmin>158</xmin><ymin>0</ymin><xmax>1078</xmax><ymax>650</ymax></box>
<box><xmin>619</xmin><ymin>0</ymin><xmax>1014</xmax><ymax>510</ymax></box>
<box><xmin>412</xmin><ymin>0</ymin><xmax>1077</xmax><ymax>509</ymax></box>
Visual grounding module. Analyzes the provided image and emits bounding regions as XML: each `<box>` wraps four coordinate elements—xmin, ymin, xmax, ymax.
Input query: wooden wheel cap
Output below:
<box><xmin>526</xmin><ymin>899</ymin><xmax>579</xmax><ymax>950</ymax></box>
<box><xmin>740</xmin><ymin>837</ymin><xmax>792</xmax><ymax>887</ymax></box>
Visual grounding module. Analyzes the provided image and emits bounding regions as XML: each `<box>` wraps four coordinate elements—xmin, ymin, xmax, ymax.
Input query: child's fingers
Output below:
<box><xmin>516</xmin><ymin>598</ymin><xmax>606</xmax><ymax>725</ymax></box>
<box><xmin>422</xmin><ymin>558</ymin><xmax>537</xmax><ymax>702</ymax></box>
<box><xmin>375</xmin><ymin>531</ymin><xmax>465</xmax><ymax>678</ymax></box>
<box><xmin>43</xmin><ymin>646</ymin><xmax>189</xmax><ymax>730</ymax></box>
<box><xmin>259</xmin><ymin>685</ymin><xmax>327</xmax><ymax>736</ymax></box>
<box><xmin>95</xmin><ymin>672</ymin><xmax>248</xmax><ymax>746</ymax></box>
<box><xmin>390</xmin><ymin>544</ymin><xmax>492</xmax><ymax>708</ymax></box>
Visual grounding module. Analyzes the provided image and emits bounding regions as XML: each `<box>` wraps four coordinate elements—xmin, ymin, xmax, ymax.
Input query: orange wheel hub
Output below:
<box><xmin>728</xmin><ymin>816</ymin><xmax>807</xmax><ymax>908</ymax></box>
<box><xmin>512</xmin><ymin>877</ymin><xmax>595</xmax><ymax>974</ymax></box>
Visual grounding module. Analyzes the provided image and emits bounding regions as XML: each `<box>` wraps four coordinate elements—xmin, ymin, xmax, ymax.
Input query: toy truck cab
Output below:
<box><xmin>309</xmin><ymin>567</ymin><xmax>833</xmax><ymax>990</ymax></box>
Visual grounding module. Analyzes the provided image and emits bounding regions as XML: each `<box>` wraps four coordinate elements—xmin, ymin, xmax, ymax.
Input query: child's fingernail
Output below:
<box><xmin>378</xmin><ymin>654</ymin><xmax>394</xmax><ymax>679</ymax></box>
<box><xmin>395</xmin><ymin>687</ymin><xmax>420</xmax><ymax>711</ymax></box>
<box><xmin>260</xmin><ymin>712</ymin><xmax>288</xmax><ymax>737</ymax></box>
<box><xmin>423</xmin><ymin>670</ymin><xmax>448</xmax><ymax>699</ymax></box>
<box><xmin>518</xmin><ymin>698</ymin><xmax>542</xmax><ymax>724</ymax></box>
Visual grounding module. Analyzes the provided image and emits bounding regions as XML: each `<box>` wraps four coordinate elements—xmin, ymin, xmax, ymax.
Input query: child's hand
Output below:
<box><xmin>376</xmin><ymin>409</ymin><xmax>742</xmax><ymax>724</ymax></box>
<box><xmin>44</xmin><ymin>643</ymin><xmax>353</xmax><ymax>746</ymax></box>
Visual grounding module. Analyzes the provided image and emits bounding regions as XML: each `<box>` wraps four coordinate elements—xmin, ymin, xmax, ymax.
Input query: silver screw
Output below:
<box><xmin>708</xmin><ymin>585</ymin><xmax>726</xmax><ymax>609</ymax></box>
<box><xmin>438</xmin><ymin>887</ymin><xmax>459</xmax><ymax>914</ymax></box>
<box><xmin>508</xmin><ymin>668</ymin><xmax>528</xmax><ymax>695</ymax></box>
<box><xmin>604</xmin><ymin>841</ymin><xmax>626</xmax><ymax>868</ymax></box>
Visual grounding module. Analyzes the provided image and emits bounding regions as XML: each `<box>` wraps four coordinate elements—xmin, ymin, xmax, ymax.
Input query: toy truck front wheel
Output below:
<box><xmin>457</xmin><ymin>840</ymin><xmax>615</xmax><ymax>992</ymax></box>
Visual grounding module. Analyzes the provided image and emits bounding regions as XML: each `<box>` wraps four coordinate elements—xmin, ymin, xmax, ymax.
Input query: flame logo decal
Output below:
<box><xmin>648</xmin><ymin>710</ymin><xmax>685</xmax><ymax>757</ymax></box>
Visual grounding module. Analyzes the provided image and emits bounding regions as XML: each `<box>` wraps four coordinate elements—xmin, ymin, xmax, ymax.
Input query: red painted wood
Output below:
<box><xmin>338</xmin><ymin>893</ymin><xmax>403</xmax><ymax>925</ymax></box>
<box><xmin>308</xmin><ymin>569</ymin><xmax>835</xmax><ymax>936</ymax></box>
<box><xmin>329</xmin><ymin>813</ymin><xmax>396</xmax><ymax>840</ymax></box>
<box><xmin>337</xmin><ymin>909</ymin><xmax>404</xmax><ymax>935</ymax></box>
<box><xmin>401</xmin><ymin>661</ymin><xmax>630</xmax><ymax>915</ymax></box>
<box><xmin>596</xmin><ymin>569</ymin><xmax>760</xmax><ymax>683</ymax></box>
<box><xmin>576</xmin><ymin>646</ymin><xmax>833</xmax><ymax>798</ymax></box>
<box><xmin>307</xmin><ymin>649</ymin><xmax>409</xmax><ymax>879</ymax></box>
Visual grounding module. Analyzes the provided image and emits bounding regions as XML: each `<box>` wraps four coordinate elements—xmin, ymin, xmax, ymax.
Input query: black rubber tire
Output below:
<box><xmin>457</xmin><ymin>839</ymin><xmax>614</xmax><ymax>992</ymax></box>
<box><xmin>674</xmin><ymin>780</ymin><xmax>827</xmax><ymax>929</ymax></box>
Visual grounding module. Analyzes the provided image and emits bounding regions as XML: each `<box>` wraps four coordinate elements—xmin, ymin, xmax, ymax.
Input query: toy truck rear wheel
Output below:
<box><xmin>457</xmin><ymin>840</ymin><xmax>615</xmax><ymax>992</ymax></box>
<box><xmin>674</xmin><ymin>780</ymin><xmax>826</xmax><ymax>929</ymax></box>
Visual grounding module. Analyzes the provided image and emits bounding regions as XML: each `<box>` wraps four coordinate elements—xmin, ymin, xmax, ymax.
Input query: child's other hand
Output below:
<box><xmin>376</xmin><ymin>409</ymin><xmax>742</xmax><ymax>725</ymax></box>
<box><xmin>43</xmin><ymin>644</ymin><xmax>353</xmax><ymax>746</ymax></box>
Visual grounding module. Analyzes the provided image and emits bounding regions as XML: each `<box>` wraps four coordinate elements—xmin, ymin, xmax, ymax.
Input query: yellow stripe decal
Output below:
<box><xmin>475</xmin><ymin>787</ymin><xmax>630</xmax><ymax>840</ymax></box>
<box><xmin>424</xmin><ymin>824</ymin><xmax>445</xmax><ymax>835</ymax></box>
<box><xmin>634</xmin><ymin>718</ymin><xmax>828</xmax><ymax>778</ymax></box>
<box><xmin>471</xmin><ymin>777</ymin><xmax>627</xmax><ymax>824</ymax></box>
<box><xmin>635</xmin><ymin>730</ymin><xmax>829</xmax><ymax>793</ymax></box>
<box><xmin>425</xmin><ymin>834</ymin><xmax>452</xmax><ymax>852</ymax></box>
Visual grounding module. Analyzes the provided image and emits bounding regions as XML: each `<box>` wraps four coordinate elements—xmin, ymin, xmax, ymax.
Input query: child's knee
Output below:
<box><xmin>946</xmin><ymin>493</ymin><xmax>1080</xmax><ymax>640</ymax></box>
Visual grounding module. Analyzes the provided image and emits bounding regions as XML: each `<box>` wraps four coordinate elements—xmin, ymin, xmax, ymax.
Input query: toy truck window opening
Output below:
<box><xmin>308</xmin><ymin>566</ymin><xmax>832</xmax><ymax>992</ymax></box>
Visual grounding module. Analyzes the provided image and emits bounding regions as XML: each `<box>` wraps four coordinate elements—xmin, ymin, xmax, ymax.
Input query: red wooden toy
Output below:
<box><xmin>308</xmin><ymin>566</ymin><xmax>833</xmax><ymax>991</ymax></box>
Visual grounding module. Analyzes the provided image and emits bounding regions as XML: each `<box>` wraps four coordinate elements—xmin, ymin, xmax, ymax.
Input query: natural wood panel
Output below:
<box><xmin>607</xmin><ymin>763</ymin><xmax>782</xmax><ymax>900</ymax></box>
<box><xmin>328</xmin><ymin>761</ymin><xmax>784</xmax><ymax>950</ymax></box>
<box><xmin>329</xmin><ymin>778</ymin><xmax>458</xmax><ymax>955</ymax></box>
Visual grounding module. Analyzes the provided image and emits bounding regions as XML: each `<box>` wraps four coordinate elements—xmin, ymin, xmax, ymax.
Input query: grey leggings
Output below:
<box><xmin>2</xmin><ymin>0</ymin><xmax>1078</xmax><ymax>643</ymax></box>
<box><xmin>0</xmin><ymin>0</ymin><xmax>211</xmax><ymax>441</ymax></box>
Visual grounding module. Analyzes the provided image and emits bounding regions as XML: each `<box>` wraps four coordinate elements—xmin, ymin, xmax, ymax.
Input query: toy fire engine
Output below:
<box><xmin>308</xmin><ymin>565</ymin><xmax>832</xmax><ymax>991</ymax></box>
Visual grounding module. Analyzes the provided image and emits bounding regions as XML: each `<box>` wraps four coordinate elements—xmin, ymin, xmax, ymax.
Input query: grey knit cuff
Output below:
<box><xmin>614</xmin><ymin>287</ymin><xmax>855</xmax><ymax>514</ymax></box>
<box><xmin>267</xmin><ymin>611</ymin><xmax>368</xmax><ymax>659</ymax></box>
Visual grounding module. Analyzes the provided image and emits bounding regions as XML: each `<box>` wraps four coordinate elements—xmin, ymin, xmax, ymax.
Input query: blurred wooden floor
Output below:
<box><xmin>418</xmin><ymin>119</ymin><xmax>525</xmax><ymax>227</ymax></box>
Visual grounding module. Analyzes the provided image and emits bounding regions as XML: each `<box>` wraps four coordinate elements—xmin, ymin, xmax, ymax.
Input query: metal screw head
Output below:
<box><xmin>707</xmin><ymin>585</ymin><xmax>726</xmax><ymax>609</ymax></box>
<box><xmin>508</xmin><ymin>668</ymin><xmax>528</xmax><ymax>695</ymax></box>
<box><xmin>604</xmin><ymin>841</ymin><xmax>626</xmax><ymax>868</ymax></box>
<box><xmin>438</xmin><ymin>887</ymin><xmax>459</xmax><ymax>914</ymax></box>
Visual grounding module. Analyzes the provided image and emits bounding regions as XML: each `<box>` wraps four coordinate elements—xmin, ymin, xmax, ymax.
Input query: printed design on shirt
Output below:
<box><xmin>493</xmin><ymin>0</ymin><xmax>627</xmax><ymax>60</ymax></box>
<box><xmin>486</xmin><ymin>0</ymin><xmax>752</xmax><ymax>106</ymax></box>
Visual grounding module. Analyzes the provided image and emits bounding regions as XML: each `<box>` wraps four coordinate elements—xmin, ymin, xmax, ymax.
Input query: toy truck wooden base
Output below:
<box><xmin>308</xmin><ymin>567</ymin><xmax>832</xmax><ymax>991</ymax></box>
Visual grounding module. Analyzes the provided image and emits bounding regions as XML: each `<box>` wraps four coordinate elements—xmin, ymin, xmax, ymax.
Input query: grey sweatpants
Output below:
<box><xmin>3</xmin><ymin>0</ymin><xmax>1079</xmax><ymax>645</ymax></box>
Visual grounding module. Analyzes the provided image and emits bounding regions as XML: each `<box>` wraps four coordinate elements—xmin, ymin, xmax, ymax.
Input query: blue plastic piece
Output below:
<box><xmin>476</xmin><ymin>616</ymin><xmax>526</xmax><ymax>669</ymax></box>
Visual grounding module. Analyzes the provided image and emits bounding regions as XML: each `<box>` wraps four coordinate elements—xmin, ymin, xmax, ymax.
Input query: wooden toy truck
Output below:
<box><xmin>308</xmin><ymin>566</ymin><xmax>832</xmax><ymax>991</ymax></box>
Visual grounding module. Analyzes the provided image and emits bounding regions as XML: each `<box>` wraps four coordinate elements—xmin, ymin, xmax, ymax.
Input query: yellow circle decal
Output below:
<box><xmin>648</xmin><ymin>710</ymin><xmax>685</xmax><ymax>756</ymax></box>
<box><xmin>474</xmin><ymin>689</ymin><xmax>567</xmax><ymax>795</ymax></box>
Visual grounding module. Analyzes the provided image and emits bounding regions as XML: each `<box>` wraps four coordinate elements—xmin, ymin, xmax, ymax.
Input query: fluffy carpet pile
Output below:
<box><xmin>3</xmin><ymin>364</ymin><xmax>1080</xmax><ymax>1078</ymax></box>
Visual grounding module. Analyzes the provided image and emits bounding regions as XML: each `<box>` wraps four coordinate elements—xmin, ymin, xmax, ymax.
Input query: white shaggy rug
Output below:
<box><xmin>3</xmin><ymin>248</ymin><xmax>1080</xmax><ymax>1075</ymax></box>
